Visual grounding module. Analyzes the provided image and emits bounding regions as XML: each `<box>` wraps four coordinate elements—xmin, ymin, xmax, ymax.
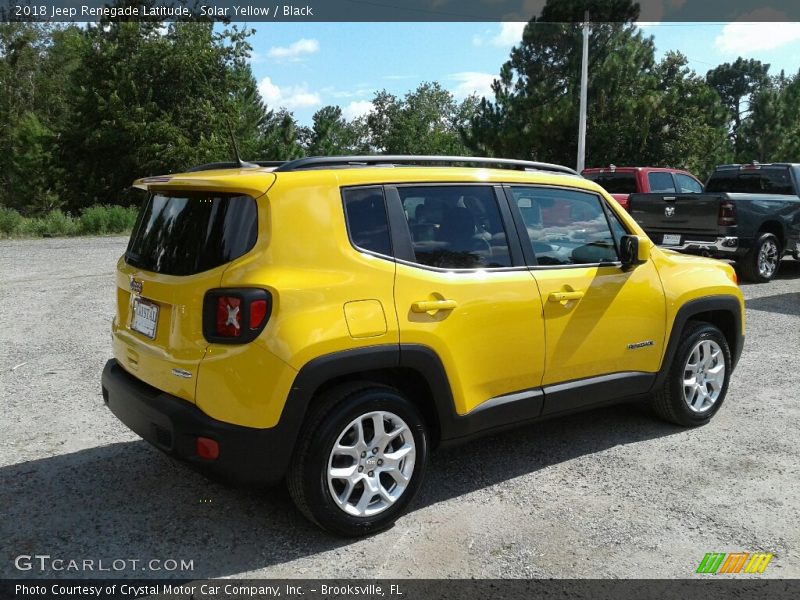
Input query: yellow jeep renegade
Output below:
<box><xmin>102</xmin><ymin>155</ymin><xmax>745</xmax><ymax>536</ymax></box>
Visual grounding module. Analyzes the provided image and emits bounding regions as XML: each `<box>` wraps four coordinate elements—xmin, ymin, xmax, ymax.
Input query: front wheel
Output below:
<box><xmin>287</xmin><ymin>382</ymin><xmax>429</xmax><ymax>537</ymax></box>
<box><xmin>649</xmin><ymin>322</ymin><xmax>732</xmax><ymax>427</ymax></box>
<box><xmin>737</xmin><ymin>232</ymin><xmax>781</xmax><ymax>283</ymax></box>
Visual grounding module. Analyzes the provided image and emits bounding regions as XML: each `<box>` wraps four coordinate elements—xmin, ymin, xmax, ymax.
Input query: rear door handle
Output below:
<box><xmin>548</xmin><ymin>291</ymin><xmax>585</xmax><ymax>302</ymax></box>
<box><xmin>411</xmin><ymin>299</ymin><xmax>457</xmax><ymax>313</ymax></box>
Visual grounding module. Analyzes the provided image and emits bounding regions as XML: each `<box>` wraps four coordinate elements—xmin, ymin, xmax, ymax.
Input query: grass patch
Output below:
<box><xmin>0</xmin><ymin>205</ymin><xmax>138</xmax><ymax>238</ymax></box>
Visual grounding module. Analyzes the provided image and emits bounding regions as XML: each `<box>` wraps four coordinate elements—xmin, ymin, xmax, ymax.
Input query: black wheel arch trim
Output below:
<box><xmin>653</xmin><ymin>295</ymin><xmax>744</xmax><ymax>391</ymax></box>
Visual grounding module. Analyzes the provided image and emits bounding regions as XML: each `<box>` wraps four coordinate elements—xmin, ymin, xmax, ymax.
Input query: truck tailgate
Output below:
<box><xmin>628</xmin><ymin>193</ymin><xmax>722</xmax><ymax>236</ymax></box>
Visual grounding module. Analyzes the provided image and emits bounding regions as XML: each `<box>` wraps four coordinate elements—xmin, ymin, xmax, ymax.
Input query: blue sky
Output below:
<box><xmin>246</xmin><ymin>22</ymin><xmax>800</xmax><ymax>125</ymax></box>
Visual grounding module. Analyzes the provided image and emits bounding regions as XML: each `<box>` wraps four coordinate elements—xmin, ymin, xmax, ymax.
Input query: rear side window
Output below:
<box><xmin>342</xmin><ymin>187</ymin><xmax>392</xmax><ymax>256</ymax></box>
<box><xmin>676</xmin><ymin>173</ymin><xmax>703</xmax><ymax>193</ymax></box>
<box><xmin>583</xmin><ymin>172</ymin><xmax>637</xmax><ymax>194</ymax></box>
<box><xmin>510</xmin><ymin>187</ymin><xmax>619</xmax><ymax>266</ymax></box>
<box><xmin>706</xmin><ymin>169</ymin><xmax>794</xmax><ymax>195</ymax></box>
<box><xmin>126</xmin><ymin>193</ymin><xmax>257</xmax><ymax>275</ymax></box>
<box><xmin>648</xmin><ymin>172</ymin><xmax>676</xmax><ymax>193</ymax></box>
<box><xmin>398</xmin><ymin>185</ymin><xmax>511</xmax><ymax>269</ymax></box>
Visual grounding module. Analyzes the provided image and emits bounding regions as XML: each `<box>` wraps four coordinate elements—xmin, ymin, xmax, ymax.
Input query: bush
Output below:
<box><xmin>0</xmin><ymin>204</ymin><xmax>137</xmax><ymax>238</ymax></box>
<box><xmin>0</xmin><ymin>207</ymin><xmax>24</xmax><ymax>236</ymax></box>
<box><xmin>80</xmin><ymin>205</ymin><xmax>138</xmax><ymax>234</ymax></box>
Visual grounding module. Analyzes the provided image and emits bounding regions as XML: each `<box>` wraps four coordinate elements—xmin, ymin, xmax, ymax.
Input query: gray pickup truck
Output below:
<box><xmin>628</xmin><ymin>163</ymin><xmax>800</xmax><ymax>282</ymax></box>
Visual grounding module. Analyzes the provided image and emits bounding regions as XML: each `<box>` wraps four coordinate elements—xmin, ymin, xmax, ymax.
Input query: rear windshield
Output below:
<box><xmin>706</xmin><ymin>168</ymin><xmax>794</xmax><ymax>195</ymax></box>
<box><xmin>125</xmin><ymin>192</ymin><xmax>257</xmax><ymax>275</ymax></box>
<box><xmin>583</xmin><ymin>172</ymin><xmax>637</xmax><ymax>194</ymax></box>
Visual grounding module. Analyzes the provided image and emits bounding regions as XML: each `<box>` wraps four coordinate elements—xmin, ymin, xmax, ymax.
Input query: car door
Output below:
<box><xmin>505</xmin><ymin>185</ymin><xmax>667</xmax><ymax>414</ymax></box>
<box><xmin>388</xmin><ymin>183</ymin><xmax>546</xmax><ymax>418</ymax></box>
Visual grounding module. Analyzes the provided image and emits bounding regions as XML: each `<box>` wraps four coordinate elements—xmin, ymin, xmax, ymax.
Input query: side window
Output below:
<box><xmin>676</xmin><ymin>173</ymin><xmax>703</xmax><ymax>193</ymax></box>
<box><xmin>398</xmin><ymin>185</ymin><xmax>511</xmax><ymax>269</ymax></box>
<box><xmin>510</xmin><ymin>187</ymin><xmax>619</xmax><ymax>266</ymax></box>
<box><xmin>648</xmin><ymin>172</ymin><xmax>677</xmax><ymax>193</ymax></box>
<box><xmin>342</xmin><ymin>187</ymin><xmax>392</xmax><ymax>256</ymax></box>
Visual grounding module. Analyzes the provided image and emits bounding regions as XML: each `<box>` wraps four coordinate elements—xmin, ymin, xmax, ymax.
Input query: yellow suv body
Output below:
<box><xmin>102</xmin><ymin>156</ymin><xmax>745</xmax><ymax>536</ymax></box>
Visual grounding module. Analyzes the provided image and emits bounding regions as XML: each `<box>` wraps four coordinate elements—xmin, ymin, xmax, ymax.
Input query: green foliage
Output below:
<box><xmin>307</xmin><ymin>105</ymin><xmax>369</xmax><ymax>155</ymax></box>
<box><xmin>0</xmin><ymin>207</ymin><xmax>24</xmax><ymax>236</ymax></box>
<box><xmin>367</xmin><ymin>83</ymin><xmax>476</xmax><ymax>155</ymax></box>
<box><xmin>79</xmin><ymin>205</ymin><xmax>138</xmax><ymax>234</ymax></box>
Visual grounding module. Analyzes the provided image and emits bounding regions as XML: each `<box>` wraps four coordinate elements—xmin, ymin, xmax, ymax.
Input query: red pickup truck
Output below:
<box><xmin>582</xmin><ymin>166</ymin><xmax>704</xmax><ymax>210</ymax></box>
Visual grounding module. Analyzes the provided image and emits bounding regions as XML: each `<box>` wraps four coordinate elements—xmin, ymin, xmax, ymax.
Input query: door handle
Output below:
<box><xmin>548</xmin><ymin>291</ymin><xmax>585</xmax><ymax>302</ymax></box>
<box><xmin>411</xmin><ymin>299</ymin><xmax>457</xmax><ymax>313</ymax></box>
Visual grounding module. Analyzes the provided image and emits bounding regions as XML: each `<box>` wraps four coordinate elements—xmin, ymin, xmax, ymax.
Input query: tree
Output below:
<box><xmin>466</xmin><ymin>0</ymin><xmax>662</xmax><ymax>168</ymax></box>
<box><xmin>306</xmin><ymin>105</ymin><xmax>368</xmax><ymax>155</ymax></box>
<box><xmin>706</xmin><ymin>58</ymin><xmax>770</xmax><ymax>160</ymax></box>
<box><xmin>366</xmin><ymin>82</ymin><xmax>477</xmax><ymax>154</ymax></box>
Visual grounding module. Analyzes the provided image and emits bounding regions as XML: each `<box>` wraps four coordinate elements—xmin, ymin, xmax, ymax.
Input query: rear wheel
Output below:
<box><xmin>737</xmin><ymin>232</ymin><xmax>781</xmax><ymax>282</ymax></box>
<box><xmin>287</xmin><ymin>382</ymin><xmax>429</xmax><ymax>537</ymax></box>
<box><xmin>649</xmin><ymin>322</ymin><xmax>731</xmax><ymax>427</ymax></box>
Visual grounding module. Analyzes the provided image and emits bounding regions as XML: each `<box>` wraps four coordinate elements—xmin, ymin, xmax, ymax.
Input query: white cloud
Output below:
<box><xmin>473</xmin><ymin>22</ymin><xmax>526</xmax><ymax>48</ymax></box>
<box><xmin>715</xmin><ymin>10</ymin><xmax>800</xmax><ymax>54</ymax></box>
<box><xmin>449</xmin><ymin>72</ymin><xmax>496</xmax><ymax>99</ymax></box>
<box><xmin>342</xmin><ymin>100</ymin><xmax>374</xmax><ymax>120</ymax></box>
<box><xmin>266</xmin><ymin>38</ymin><xmax>320</xmax><ymax>61</ymax></box>
<box><xmin>257</xmin><ymin>77</ymin><xmax>321</xmax><ymax>110</ymax></box>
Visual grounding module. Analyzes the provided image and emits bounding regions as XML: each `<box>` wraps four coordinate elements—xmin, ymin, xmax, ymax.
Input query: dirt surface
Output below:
<box><xmin>1</xmin><ymin>236</ymin><xmax>798</xmax><ymax>579</ymax></box>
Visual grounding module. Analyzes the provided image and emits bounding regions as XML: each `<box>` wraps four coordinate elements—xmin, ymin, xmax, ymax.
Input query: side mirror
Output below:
<box><xmin>620</xmin><ymin>235</ymin><xmax>649</xmax><ymax>268</ymax></box>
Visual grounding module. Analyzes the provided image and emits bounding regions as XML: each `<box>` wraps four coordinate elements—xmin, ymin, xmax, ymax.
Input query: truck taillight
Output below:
<box><xmin>203</xmin><ymin>289</ymin><xmax>271</xmax><ymax>344</ymax></box>
<box><xmin>718</xmin><ymin>200</ymin><xmax>736</xmax><ymax>226</ymax></box>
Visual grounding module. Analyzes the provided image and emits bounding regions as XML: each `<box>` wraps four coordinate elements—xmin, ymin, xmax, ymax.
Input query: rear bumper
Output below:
<box><xmin>102</xmin><ymin>359</ymin><xmax>291</xmax><ymax>486</ymax></box>
<box><xmin>659</xmin><ymin>235</ymin><xmax>741</xmax><ymax>257</ymax></box>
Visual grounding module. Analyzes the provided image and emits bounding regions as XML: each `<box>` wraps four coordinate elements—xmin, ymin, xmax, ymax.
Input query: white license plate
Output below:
<box><xmin>131</xmin><ymin>297</ymin><xmax>159</xmax><ymax>339</ymax></box>
<box><xmin>662</xmin><ymin>234</ymin><xmax>681</xmax><ymax>246</ymax></box>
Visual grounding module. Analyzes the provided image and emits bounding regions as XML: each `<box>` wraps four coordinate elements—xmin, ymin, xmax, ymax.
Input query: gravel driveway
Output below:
<box><xmin>1</xmin><ymin>236</ymin><xmax>798</xmax><ymax>579</ymax></box>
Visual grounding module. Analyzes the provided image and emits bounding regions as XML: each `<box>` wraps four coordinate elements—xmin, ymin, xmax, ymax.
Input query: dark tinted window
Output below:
<box><xmin>342</xmin><ymin>187</ymin><xmax>392</xmax><ymax>256</ymax></box>
<box><xmin>676</xmin><ymin>173</ymin><xmax>703</xmax><ymax>193</ymax></box>
<box><xmin>399</xmin><ymin>185</ymin><xmax>510</xmax><ymax>269</ymax></box>
<box><xmin>583</xmin><ymin>172</ymin><xmax>637</xmax><ymax>194</ymax></box>
<box><xmin>648</xmin><ymin>172</ymin><xmax>676</xmax><ymax>193</ymax></box>
<box><xmin>510</xmin><ymin>187</ymin><xmax>619</xmax><ymax>266</ymax></box>
<box><xmin>706</xmin><ymin>168</ymin><xmax>794</xmax><ymax>195</ymax></box>
<box><xmin>126</xmin><ymin>193</ymin><xmax>257</xmax><ymax>276</ymax></box>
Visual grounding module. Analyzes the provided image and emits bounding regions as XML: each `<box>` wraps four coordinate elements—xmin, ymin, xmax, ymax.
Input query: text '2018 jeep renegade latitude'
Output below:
<box><xmin>102</xmin><ymin>156</ymin><xmax>745</xmax><ymax>536</ymax></box>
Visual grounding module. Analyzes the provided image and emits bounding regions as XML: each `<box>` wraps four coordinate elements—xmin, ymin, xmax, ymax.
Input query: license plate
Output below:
<box><xmin>131</xmin><ymin>297</ymin><xmax>159</xmax><ymax>339</ymax></box>
<box><xmin>662</xmin><ymin>234</ymin><xmax>681</xmax><ymax>246</ymax></box>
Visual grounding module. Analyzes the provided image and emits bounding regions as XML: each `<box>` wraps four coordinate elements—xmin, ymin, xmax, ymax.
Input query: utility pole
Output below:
<box><xmin>576</xmin><ymin>10</ymin><xmax>589</xmax><ymax>173</ymax></box>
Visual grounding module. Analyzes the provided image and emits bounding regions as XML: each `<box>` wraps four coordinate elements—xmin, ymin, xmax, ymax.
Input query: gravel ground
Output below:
<box><xmin>1</xmin><ymin>236</ymin><xmax>798</xmax><ymax>579</ymax></box>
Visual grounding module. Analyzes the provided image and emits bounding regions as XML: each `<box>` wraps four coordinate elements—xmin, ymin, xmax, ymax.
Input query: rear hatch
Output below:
<box><xmin>113</xmin><ymin>190</ymin><xmax>259</xmax><ymax>402</ymax></box>
<box><xmin>628</xmin><ymin>193</ymin><xmax>723</xmax><ymax>242</ymax></box>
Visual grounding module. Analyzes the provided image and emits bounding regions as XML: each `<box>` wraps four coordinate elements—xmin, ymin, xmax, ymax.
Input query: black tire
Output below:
<box><xmin>649</xmin><ymin>322</ymin><xmax>732</xmax><ymax>427</ymax></box>
<box><xmin>287</xmin><ymin>382</ymin><xmax>429</xmax><ymax>537</ymax></box>
<box><xmin>737</xmin><ymin>232</ymin><xmax>781</xmax><ymax>283</ymax></box>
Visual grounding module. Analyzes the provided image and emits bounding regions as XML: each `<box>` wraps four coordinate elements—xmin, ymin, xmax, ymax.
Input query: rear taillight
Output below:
<box><xmin>718</xmin><ymin>200</ymin><xmax>736</xmax><ymax>227</ymax></box>
<box><xmin>203</xmin><ymin>288</ymin><xmax>271</xmax><ymax>344</ymax></box>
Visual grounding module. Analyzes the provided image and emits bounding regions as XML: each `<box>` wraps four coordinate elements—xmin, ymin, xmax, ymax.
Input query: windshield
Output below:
<box><xmin>125</xmin><ymin>192</ymin><xmax>257</xmax><ymax>275</ymax></box>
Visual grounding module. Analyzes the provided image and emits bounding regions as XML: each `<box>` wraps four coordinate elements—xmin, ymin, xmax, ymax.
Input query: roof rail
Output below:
<box><xmin>273</xmin><ymin>155</ymin><xmax>578</xmax><ymax>176</ymax></box>
<box><xmin>185</xmin><ymin>160</ymin><xmax>285</xmax><ymax>173</ymax></box>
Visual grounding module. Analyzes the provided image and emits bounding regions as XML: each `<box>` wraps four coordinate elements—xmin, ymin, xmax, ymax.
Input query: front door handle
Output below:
<box><xmin>411</xmin><ymin>299</ymin><xmax>458</xmax><ymax>313</ymax></box>
<box><xmin>548</xmin><ymin>291</ymin><xmax>585</xmax><ymax>302</ymax></box>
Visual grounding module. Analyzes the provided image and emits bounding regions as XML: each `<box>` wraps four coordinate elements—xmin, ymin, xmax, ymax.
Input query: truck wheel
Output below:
<box><xmin>649</xmin><ymin>322</ymin><xmax>731</xmax><ymax>427</ymax></box>
<box><xmin>737</xmin><ymin>232</ymin><xmax>781</xmax><ymax>282</ymax></box>
<box><xmin>287</xmin><ymin>382</ymin><xmax>429</xmax><ymax>537</ymax></box>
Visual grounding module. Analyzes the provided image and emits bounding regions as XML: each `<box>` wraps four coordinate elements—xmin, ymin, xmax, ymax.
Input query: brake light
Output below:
<box><xmin>216</xmin><ymin>296</ymin><xmax>242</xmax><ymax>337</ymax></box>
<box><xmin>203</xmin><ymin>288</ymin><xmax>272</xmax><ymax>344</ymax></box>
<box><xmin>718</xmin><ymin>200</ymin><xmax>736</xmax><ymax>226</ymax></box>
<box><xmin>250</xmin><ymin>299</ymin><xmax>268</xmax><ymax>329</ymax></box>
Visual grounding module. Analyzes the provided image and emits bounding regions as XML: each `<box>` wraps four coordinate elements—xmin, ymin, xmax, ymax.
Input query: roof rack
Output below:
<box><xmin>273</xmin><ymin>155</ymin><xmax>578</xmax><ymax>176</ymax></box>
<box><xmin>185</xmin><ymin>160</ymin><xmax>285</xmax><ymax>173</ymax></box>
